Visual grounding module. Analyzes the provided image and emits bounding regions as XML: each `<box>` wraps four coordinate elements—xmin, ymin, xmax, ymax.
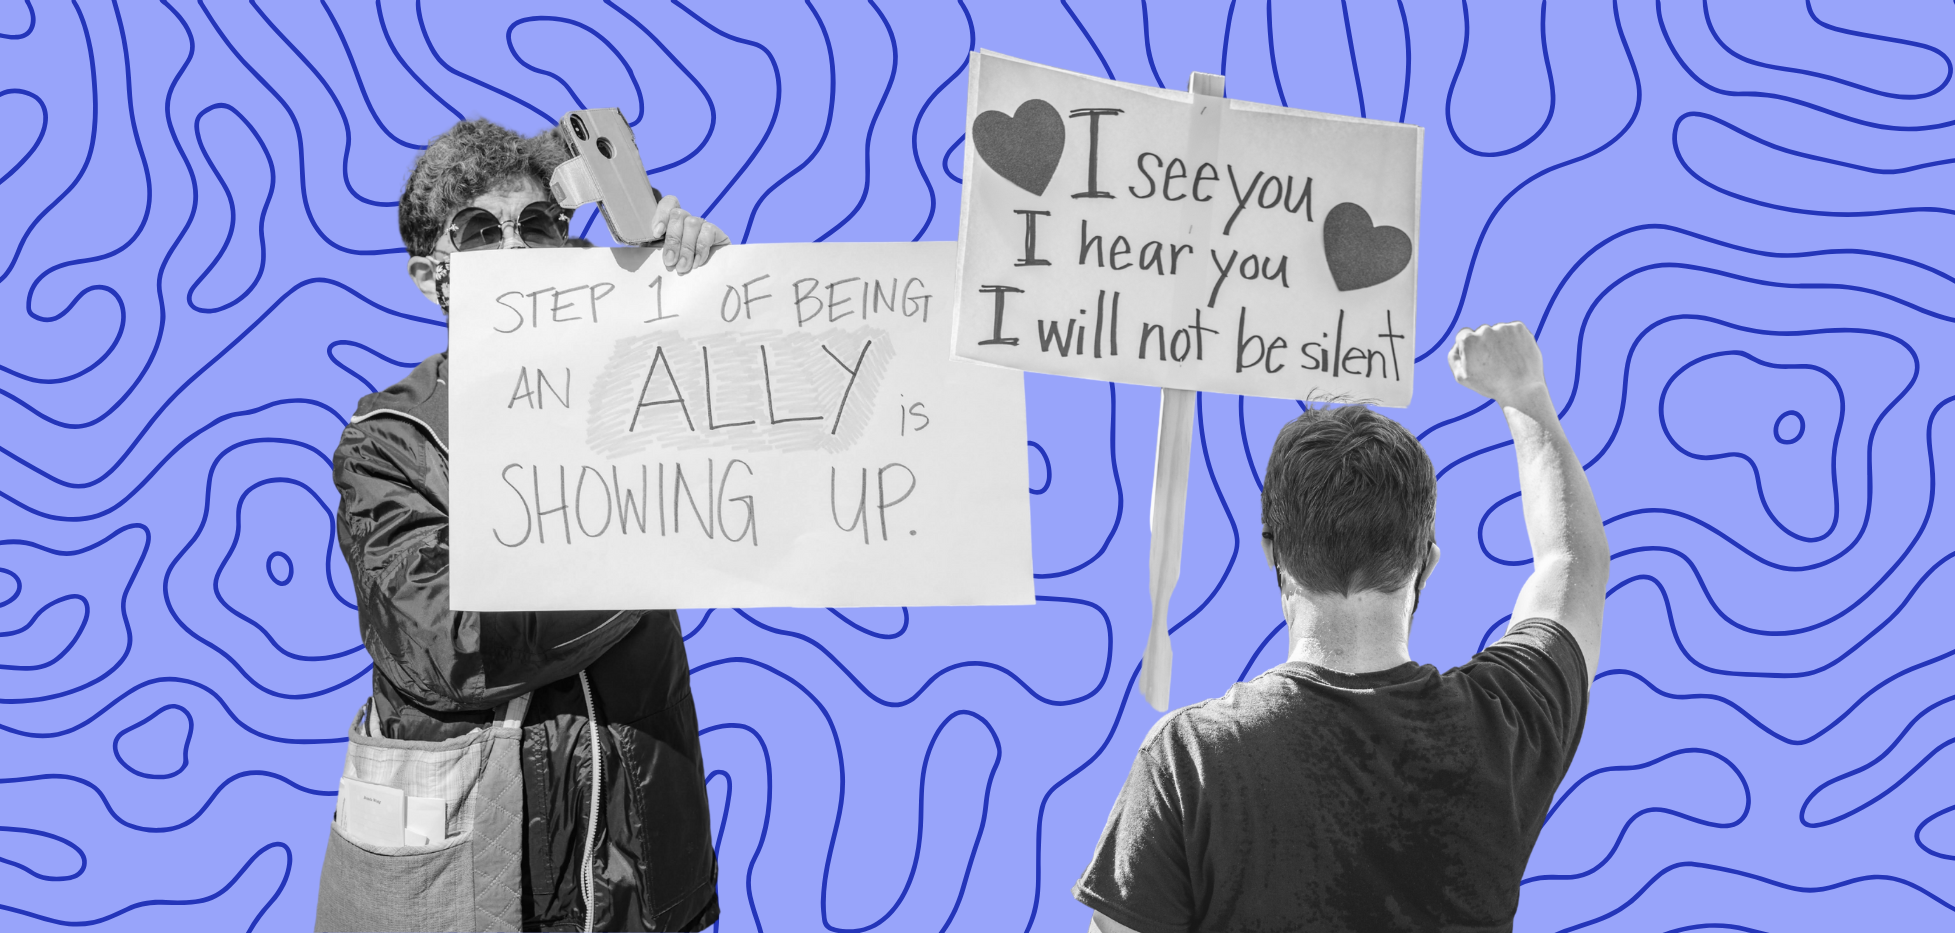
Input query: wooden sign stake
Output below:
<box><xmin>1140</xmin><ymin>71</ymin><xmax>1227</xmax><ymax>712</ymax></box>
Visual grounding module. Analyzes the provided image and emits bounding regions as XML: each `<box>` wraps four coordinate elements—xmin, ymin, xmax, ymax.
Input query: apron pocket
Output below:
<box><xmin>315</xmin><ymin>822</ymin><xmax>473</xmax><ymax>932</ymax></box>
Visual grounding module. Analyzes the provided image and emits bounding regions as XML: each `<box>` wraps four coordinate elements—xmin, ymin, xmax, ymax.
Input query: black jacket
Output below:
<box><xmin>333</xmin><ymin>353</ymin><xmax>719</xmax><ymax>931</ymax></box>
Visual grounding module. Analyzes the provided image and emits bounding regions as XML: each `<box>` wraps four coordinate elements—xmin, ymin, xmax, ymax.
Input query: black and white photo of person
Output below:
<box><xmin>317</xmin><ymin>118</ymin><xmax>729</xmax><ymax>932</ymax></box>
<box><xmin>1074</xmin><ymin>322</ymin><xmax>1609</xmax><ymax>931</ymax></box>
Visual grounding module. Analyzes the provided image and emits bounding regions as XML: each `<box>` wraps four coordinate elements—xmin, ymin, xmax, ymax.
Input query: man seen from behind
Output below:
<box><xmin>1075</xmin><ymin>322</ymin><xmax>1610</xmax><ymax>931</ymax></box>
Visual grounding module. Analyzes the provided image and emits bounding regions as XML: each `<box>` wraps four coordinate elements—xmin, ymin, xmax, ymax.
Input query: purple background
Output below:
<box><xmin>2</xmin><ymin>1</ymin><xmax>1952</xmax><ymax>930</ymax></box>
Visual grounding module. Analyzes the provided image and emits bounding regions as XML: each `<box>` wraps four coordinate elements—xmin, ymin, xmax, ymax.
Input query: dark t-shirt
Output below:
<box><xmin>1074</xmin><ymin>618</ymin><xmax>1589</xmax><ymax>933</ymax></box>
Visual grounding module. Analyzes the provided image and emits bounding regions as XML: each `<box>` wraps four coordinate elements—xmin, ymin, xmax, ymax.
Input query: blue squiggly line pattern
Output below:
<box><xmin>0</xmin><ymin>1</ymin><xmax>1948</xmax><ymax>929</ymax></box>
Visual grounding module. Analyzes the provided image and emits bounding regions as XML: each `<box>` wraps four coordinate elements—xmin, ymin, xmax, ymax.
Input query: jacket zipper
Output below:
<box><xmin>580</xmin><ymin>670</ymin><xmax>602</xmax><ymax>933</ymax></box>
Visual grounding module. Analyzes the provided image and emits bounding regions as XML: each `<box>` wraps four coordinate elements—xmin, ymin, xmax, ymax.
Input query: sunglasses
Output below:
<box><xmin>446</xmin><ymin>201</ymin><xmax>571</xmax><ymax>252</ymax></box>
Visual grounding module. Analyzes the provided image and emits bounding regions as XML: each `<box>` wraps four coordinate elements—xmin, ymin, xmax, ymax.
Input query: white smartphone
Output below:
<box><xmin>549</xmin><ymin>107</ymin><xmax>666</xmax><ymax>246</ymax></box>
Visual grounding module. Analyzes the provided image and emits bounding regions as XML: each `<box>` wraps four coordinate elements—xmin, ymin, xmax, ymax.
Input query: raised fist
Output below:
<box><xmin>1448</xmin><ymin>322</ymin><xmax>1547</xmax><ymax>407</ymax></box>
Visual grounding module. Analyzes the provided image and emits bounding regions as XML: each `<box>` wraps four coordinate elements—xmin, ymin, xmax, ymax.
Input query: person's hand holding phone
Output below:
<box><xmin>649</xmin><ymin>195</ymin><xmax>730</xmax><ymax>275</ymax></box>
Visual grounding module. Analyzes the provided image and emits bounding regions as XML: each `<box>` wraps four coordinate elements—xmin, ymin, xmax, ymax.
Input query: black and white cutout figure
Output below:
<box><xmin>322</xmin><ymin>118</ymin><xmax>728</xmax><ymax>932</ymax></box>
<box><xmin>1075</xmin><ymin>323</ymin><xmax>1608</xmax><ymax>931</ymax></box>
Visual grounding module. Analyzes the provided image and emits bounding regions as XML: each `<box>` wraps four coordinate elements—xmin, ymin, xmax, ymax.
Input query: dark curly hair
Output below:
<box><xmin>1261</xmin><ymin>405</ymin><xmax>1437</xmax><ymax>596</ymax></box>
<box><xmin>398</xmin><ymin>118</ymin><xmax>572</xmax><ymax>257</ymax></box>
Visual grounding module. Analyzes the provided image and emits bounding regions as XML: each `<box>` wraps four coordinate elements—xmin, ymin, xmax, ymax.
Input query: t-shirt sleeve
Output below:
<box><xmin>1073</xmin><ymin>739</ymin><xmax>1195</xmax><ymax>933</ymax></box>
<box><xmin>1464</xmin><ymin>617</ymin><xmax>1591</xmax><ymax>765</ymax></box>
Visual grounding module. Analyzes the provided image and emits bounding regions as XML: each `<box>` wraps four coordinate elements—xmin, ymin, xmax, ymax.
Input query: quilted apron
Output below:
<box><xmin>314</xmin><ymin>694</ymin><xmax>529</xmax><ymax>932</ymax></box>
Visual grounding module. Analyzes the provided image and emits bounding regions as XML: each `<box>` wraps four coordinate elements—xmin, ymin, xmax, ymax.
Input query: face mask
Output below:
<box><xmin>433</xmin><ymin>259</ymin><xmax>452</xmax><ymax>313</ymax></box>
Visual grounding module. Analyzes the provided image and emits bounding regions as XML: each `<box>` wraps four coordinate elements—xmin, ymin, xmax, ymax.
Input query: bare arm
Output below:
<box><xmin>1449</xmin><ymin>323</ymin><xmax>1609</xmax><ymax>681</ymax></box>
<box><xmin>1090</xmin><ymin>911</ymin><xmax>1141</xmax><ymax>933</ymax></box>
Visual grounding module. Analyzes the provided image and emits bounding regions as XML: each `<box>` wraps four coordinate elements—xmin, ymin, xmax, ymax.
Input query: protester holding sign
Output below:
<box><xmin>1074</xmin><ymin>323</ymin><xmax>1608</xmax><ymax>931</ymax></box>
<box><xmin>318</xmin><ymin>118</ymin><xmax>724</xmax><ymax>932</ymax></box>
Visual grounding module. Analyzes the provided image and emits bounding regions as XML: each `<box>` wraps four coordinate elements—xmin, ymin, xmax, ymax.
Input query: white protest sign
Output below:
<box><xmin>951</xmin><ymin>51</ymin><xmax>1422</xmax><ymax>406</ymax></box>
<box><xmin>447</xmin><ymin>242</ymin><xmax>1033</xmax><ymax>611</ymax></box>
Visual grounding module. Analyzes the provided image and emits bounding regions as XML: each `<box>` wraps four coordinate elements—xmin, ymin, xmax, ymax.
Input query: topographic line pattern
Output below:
<box><xmin>1</xmin><ymin>1</ymin><xmax>1948</xmax><ymax>930</ymax></box>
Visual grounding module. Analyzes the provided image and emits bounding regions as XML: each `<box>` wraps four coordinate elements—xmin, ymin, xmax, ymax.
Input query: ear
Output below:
<box><xmin>407</xmin><ymin>255</ymin><xmax>442</xmax><ymax>308</ymax></box>
<box><xmin>1260</xmin><ymin>533</ymin><xmax>1277</xmax><ymax>569</ymax></box>
<box><xmin>1415</xmin><ymin>541</ymin><xmax>1442</xmax><ymax>592</ymax></box>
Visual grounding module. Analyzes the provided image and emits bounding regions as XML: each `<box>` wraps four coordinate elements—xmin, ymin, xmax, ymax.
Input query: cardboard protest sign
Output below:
<box><xmin>446</xmin><ymin>242</ymin><xmax>1033</xmax><ymax>611</ymax></box>
<box><xmin>952</xmin><ymin>51</ymin><xmax>1422</xmax><ymax>406</ymax></box>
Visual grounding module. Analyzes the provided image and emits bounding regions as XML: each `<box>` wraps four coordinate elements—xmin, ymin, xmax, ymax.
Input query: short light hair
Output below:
<box><xmin>398</xmin><ymin>118</ymin><xmax>571</xmax><ymax>257</ymax></box>
<box><xmin>1260</xmin><ymin>405</ymin><xmax>1437</xmax><ymax>596</ymax></box>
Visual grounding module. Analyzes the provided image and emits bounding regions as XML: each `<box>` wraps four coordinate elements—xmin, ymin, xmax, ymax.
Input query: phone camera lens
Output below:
<box><xmin>595</xmin><ymin>138</ymin><xmax>614</xmax><ymax>159</ymax></box>
<box><xmin>569</xmin><ymin>114</ymin><xmax>588</xmax><ymax>140</ymax></box>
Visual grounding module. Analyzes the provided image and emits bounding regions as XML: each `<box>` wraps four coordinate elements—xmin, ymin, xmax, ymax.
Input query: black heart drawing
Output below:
<box><xmin>1322</xmin><ymin>202</ymin><xmax>1412</xmax><ymax>292</ymax></box>
<box><xmin>972</xmin><ymin>99</ymin><xmax>1065</xmax><ymax>196</ymax></box>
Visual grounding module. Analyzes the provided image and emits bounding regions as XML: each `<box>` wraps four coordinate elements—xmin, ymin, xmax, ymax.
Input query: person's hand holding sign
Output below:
<box><xmin>648</xmin><ymin>194</ymin><xmax>730</xmax><ymax>275</ymax></box>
